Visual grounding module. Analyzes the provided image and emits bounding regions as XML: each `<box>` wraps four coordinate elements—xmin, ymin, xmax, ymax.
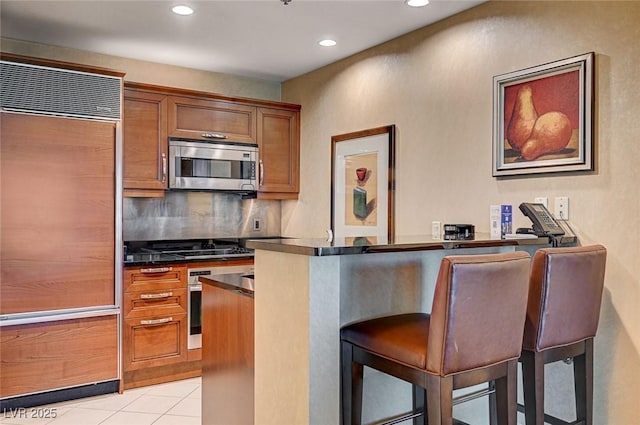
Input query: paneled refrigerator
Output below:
<box><xmin>0</xmin><ymin>56</ymin><xmax>123</xmax><ymax>407</ymax></box>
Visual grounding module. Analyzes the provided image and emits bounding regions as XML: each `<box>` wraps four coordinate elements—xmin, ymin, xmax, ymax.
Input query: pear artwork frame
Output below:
<box><xmin>330</xmin><ymin>125</ymin><xmax>395</xmax><ymax>242</ymax></box>
<box><xmin>492</xmin><ymin>52</ymin><xmax>594</xmax><ymax>177</ymax></box>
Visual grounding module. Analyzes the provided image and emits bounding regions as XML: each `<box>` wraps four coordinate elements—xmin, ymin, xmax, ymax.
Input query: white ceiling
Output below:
<box><xmin>1</xmin><ymin>0</ymin><xmax>484</xmax><ymax>82</ymax></box>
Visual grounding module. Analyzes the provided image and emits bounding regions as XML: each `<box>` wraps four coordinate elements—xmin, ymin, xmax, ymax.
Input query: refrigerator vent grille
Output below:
<box><xmin>0</xmin><ymin>61</ymin><xmax>121</xmax><ymax>121</ymax></box>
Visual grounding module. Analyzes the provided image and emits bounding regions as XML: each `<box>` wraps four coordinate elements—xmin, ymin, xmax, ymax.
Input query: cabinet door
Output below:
<box><xmin>202</xmin><ymin>284</ymin><xmax>254</xmax><ymax>425</ymax></box>
<box><xmin>1</xmin><ymin>113</ymin><xmax>115</xmax><ymax>314</ymax></box>
<box><xmin>124</xmin><ymin>288</ymin><xmax>187</xmax><ymax>319</ymax></box>
<box><xmin>168</xmin><ymin>96</ymin><xmax>257</xmax><ymax>143</ymax></box>
<box><xmin>123</xmin><ymin>265</ymin><xmax>186</xmax><ymax>293</ymax></box>
<box><xmin>123</xmin><ymin>313</ymin><xmax>187</xmax><ymax>371</ymax></box>
<box><xmin>257</xmin><ymin>107</ymin><xmax>300</xmax><ymax>199</ymax></box>
<box><xmin>1</xmin><ymin>316</ymin><xmax>118</xmax><ymax>398</ymax></box>
<box><xmin>123</xmin><ymin>89</ymin><xmax>168</xmax><ymax>193</ymax></box>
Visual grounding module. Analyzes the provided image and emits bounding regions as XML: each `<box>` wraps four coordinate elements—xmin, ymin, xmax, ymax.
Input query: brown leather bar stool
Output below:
<box><xmin>519</xmin><ymin>245</ymin><xmax>607</xmax><ymax>425</ymax></box>
<box><xmin>340</xmin><ymin>251</ymin><xmax>531</xmax><ymax>425</ymax></box>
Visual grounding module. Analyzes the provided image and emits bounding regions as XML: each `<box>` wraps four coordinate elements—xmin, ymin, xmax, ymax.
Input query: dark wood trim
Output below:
<box><xmin>124</xmin><ymin>81</ymin><xmax>301</xmax><ymax>111</ymax></box>
<box><xmin>0</xmin><ymin>52</ymin><xmax>125</xmax><ymax>77</ymax></box>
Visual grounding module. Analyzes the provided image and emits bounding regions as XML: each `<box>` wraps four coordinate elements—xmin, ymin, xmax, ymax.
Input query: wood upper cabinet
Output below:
<box><xmin>123</xmin><ymin>89</ymin><xmax>168</xmax><ymax>195</ymax></box>
<box><xmin>168</xmin><ymin>96</ymin><xmax>257</xmax><ymax>143</ymax></box>
<box><xmin>257</xmin><ymin>107</ymin><xmax>300</xmax><ymax>199</ymax></box>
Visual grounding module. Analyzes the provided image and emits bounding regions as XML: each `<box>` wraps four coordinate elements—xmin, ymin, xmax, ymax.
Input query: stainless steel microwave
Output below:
<box><xmin>169</xmin><ymin>139</ymin><xmax>257</xmax><ymax>192</ymax></box>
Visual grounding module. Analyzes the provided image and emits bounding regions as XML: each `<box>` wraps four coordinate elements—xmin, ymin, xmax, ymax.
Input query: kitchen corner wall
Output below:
<box><xmin>124</xmin><ymin>192</ymin><xmax>281</xmax><ymax>241</ymax></box>
<box><xmin>281</xmin><ymin>1</ymin><xmax>640</xmax><ymax>424</ymax></box>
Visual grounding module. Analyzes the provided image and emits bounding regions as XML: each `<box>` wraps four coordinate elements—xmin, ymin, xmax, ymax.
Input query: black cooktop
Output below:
<box><xmin>124</xmin><ymin>238</ymin><xmax>254</xmax><ymax>265</ymax></box>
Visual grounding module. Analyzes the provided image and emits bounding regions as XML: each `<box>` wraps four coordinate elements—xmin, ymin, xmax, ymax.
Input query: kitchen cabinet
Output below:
<box><xmin>121</xmin><ymin>82</ymin><xmax>301</xmax><ymax>199</ymax></box>
<box><xmin>122</xmin><ymin>265</ymin><xmax>193</xmax><ymax>389</ymax></box>
<box><xmin>123</xmin><ymin>88</ymin><xmax>168</xmax><ymax>197</ymax></box>
<box><xmin>1</xmin><ymin>316</ymin><xmax>118</xmax><ymax>398</ymax></box>
<box><xmin>168</xmin><ymin>95</ymin><xmax>257</xmax><ymax>143</ymax></box>
<box><xmin>201</xmin><ymin>278</ymin><xmax>254</xmax><ymax>425</ymax></box>
<box><xmin>257</xmin><ymin>107</ymin><xmax>300</xmax><ymax>199</ymax></box>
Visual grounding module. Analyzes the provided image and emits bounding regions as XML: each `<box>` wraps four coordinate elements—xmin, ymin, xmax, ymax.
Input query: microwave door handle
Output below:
<box><xmin>259</xmin><ymin>159</ymin><xmax>264</xmax><ymax>186</ymax></box>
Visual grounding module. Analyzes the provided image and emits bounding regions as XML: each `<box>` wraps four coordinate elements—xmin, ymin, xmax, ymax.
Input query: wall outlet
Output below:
<box><xmin>253</xmin><ymin>218</ymin><xmax>262</xmax><ymax>231</ymax></box>
<box><xmin>431</xmin><ymin>221</ymin><xmax>441</xmax><ymax>239</ymax></box>
<box><xmin>554</xmin><ymin>196</ymin><xmax>569</xmax><ymax>220</ymax></box>
<box><xmin>534</xmin><ymin>197</ymin><xmax>548</xmax><ymax>208</ymax></box>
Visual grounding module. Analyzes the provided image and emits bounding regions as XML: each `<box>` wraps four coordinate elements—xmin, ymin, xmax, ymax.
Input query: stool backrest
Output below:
<box><xmin>426</xmin><ymin>251</ymin><xmax>531</xmax><ymax>377</ymax></box>
<box><xmin>523</xmin><ymin>244</ymin><xmax>607</xmax><ymax>352</ymax></box>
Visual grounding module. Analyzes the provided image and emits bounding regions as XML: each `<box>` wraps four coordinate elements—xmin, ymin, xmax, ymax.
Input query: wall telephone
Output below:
<box><xmin>518</xmin><ymin>202</ymin><xmax>565</xmax><ymax>236</ymax></box>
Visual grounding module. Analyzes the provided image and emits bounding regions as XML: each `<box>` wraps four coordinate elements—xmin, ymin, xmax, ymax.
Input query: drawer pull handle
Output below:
<box><xmin>140</xmin><ymin>292</ymin><xmax>173</xmax><ymax>299</ymax></box>
<box><xmin>202</xmin><ymin>132</ymin><xmax>227</xmax><ymax>139</ymax></box>
<box><xmin>140</xmin><ymin>317</ymin><xmax>172</xmax><ymax>325</ymax></box>
<box><xmin>140</xmin><ymin>267</ymin><xmax>172</xmax><ymax>274</ymax></box>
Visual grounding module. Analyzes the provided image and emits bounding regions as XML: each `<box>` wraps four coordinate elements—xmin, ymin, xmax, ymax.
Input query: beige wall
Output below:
<box><xmin>282</xmin><ymin>1</ymin><xmax>639</xmax><ymax>423</ymax></box>
<box><xmin>1</xmin><ymin>37</ymin><xmax>281</xmax><ymax>101</ymax></box>
<box><xmin>3</xmin><ymin>1</ymin><xmax>639</xmax><ymax>422</ymax></box>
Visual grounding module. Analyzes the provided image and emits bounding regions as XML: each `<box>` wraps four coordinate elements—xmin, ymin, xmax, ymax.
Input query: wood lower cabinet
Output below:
<box><xmin>0</xmin><ymin>316</ymin><xmax>118</xmax><ymax>398</ymax></box>
<box><xmin>123</xmin><ymin>88</ymin><xmax>168</xmax><ymax>197</ymax></box>
<box><xmin>257</xmin><ymin>107</ymin><xmax>300</xmax><ymax>199</ymax></box>
<box><xmin>202</xmin><ymin>281</ymin><xmax>254</xmax><ymax>425</ymax></box>
<box><xmin>122</xmin><ymin>265</ymin><xmax>198</xmax><ymax>389</ymax></box>
<box><xmin>168</xmin><ymin>95</ymin><xmax>257</xmax><ymax>143</ymax></box>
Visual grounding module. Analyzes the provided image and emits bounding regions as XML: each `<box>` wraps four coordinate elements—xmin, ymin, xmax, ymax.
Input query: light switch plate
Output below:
<box><xmin>432</xmin><ymin>221</ymin><xmax>441</xmax><ymax>239</ymax></box>
<box><xmin>534</xmin><ymin>197</ymin><xmax>548</xmax><ymax>208</ymax></box>
<box><xmin>554</xmin><ymin>196</ymin><xmax>569</xmax><ymax>220</ymax></box>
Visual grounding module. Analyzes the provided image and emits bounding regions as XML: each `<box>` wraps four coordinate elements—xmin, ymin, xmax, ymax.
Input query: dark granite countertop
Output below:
<box><xmin>246</xmin><ymin>233</ymin><xmax>550</xmax><ymax>257</ymax></box>
<box><xmin>200</xmin><ymin>273</ymin><xmax>254</xmax><ymax>297</ymax></box>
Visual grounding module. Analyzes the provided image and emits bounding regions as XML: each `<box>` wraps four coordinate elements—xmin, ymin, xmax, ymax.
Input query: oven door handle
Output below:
<box><xmin>190</xmin><ymin>284</ymin><xmax>202</xmax><ymax>291</ymax></box>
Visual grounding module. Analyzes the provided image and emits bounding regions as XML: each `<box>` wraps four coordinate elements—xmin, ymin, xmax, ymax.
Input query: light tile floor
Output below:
<box><xmin>0</xmin><ymin>377</ymin><xmax>201</xmax><ymax>425</ymax></box>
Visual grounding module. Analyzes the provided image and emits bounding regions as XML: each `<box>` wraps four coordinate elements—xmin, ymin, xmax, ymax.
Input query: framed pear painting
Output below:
<box><xmin>331</xmin><ymin>125</ymin><xmax>395</xmax><ymax>243</ymax></box>
<box><xmin>493</xmin><ymin>52</ymin><xmax>594</xmax><ymax>176</ymax></box>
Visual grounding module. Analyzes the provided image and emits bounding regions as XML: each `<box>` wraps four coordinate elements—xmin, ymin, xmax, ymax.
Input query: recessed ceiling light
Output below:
<box><xmin>406</xmin><ymin>0</ymin><xmax>429</xmax><ymax>7</ymax></box>
<box><xmin>319</xmin><ymin>39</ymin><xmax>337</xmax><ymax>47</ymax></box>
<box><xmin>172</xmin><ymin>5</ymin><xmax>194</xmax><ymax>16</ymax></box>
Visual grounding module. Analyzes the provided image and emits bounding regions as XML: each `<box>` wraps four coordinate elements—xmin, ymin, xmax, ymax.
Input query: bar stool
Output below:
<box><xmin>340</xmin><ymin>251</ymin><xmax>531</xmax><ymax>425</ymax></box>
<box><xmin>519</xmin><ymin>244</ymin><xmax>607</xmax><ymax>425</ymax></box>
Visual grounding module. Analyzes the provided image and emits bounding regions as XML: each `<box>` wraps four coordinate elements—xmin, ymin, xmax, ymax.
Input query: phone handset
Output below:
<box><xmin>518</xmin><ymin>202</ymin><xmax>565</xmax><ymax>236</ymax></box>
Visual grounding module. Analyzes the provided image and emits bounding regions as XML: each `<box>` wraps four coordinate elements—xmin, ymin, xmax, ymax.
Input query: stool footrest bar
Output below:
<box><xmin>516</xmin><ymin>403</ymin><xmax>582</xmax><ymax>425</ymax></box>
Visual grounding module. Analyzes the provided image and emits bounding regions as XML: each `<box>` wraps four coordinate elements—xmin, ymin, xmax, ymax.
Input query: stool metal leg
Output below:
<box><xmin>413</xmin><ymin>385</ymin><xmax>426</xmax><ymax>425</ymax></box>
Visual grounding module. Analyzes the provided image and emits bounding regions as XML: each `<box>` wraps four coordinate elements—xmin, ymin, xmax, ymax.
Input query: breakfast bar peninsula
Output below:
<box><xmin>246</xmin><ymin>235</ymin><xmax>550</xmax><ymax>425</ymax></box>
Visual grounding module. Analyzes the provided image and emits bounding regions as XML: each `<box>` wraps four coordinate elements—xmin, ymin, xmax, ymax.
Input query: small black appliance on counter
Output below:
<box><xmin>443</xmin><ymin>224</ymin><xmax>475</xmax><ymax>240</ymax></box>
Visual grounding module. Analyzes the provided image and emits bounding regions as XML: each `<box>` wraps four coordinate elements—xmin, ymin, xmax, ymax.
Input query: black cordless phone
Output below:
<box><xmin>518</xmin><ymin>202</ymin><xmax>565</xmax><ymax>236</ymax></box>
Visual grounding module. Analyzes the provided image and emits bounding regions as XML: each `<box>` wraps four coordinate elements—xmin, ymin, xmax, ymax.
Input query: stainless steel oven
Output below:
<box><xmin>187</xmin><ymin>263</ymin><xmax>254</xmax><ymax>349</ymax></box>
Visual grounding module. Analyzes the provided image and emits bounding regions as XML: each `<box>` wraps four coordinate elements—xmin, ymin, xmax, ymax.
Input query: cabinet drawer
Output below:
<box><xmin>123</xmin><ymin>313</ymin><xmax>187</xmax><ymax>371</ymax></box>
<box><xmin>124</xmin><ymin>265</ymin><xmax>186</xmax><ymax>293</ymax></box>
<box><xmin>168</xmin><ymin>96</ymin><xmax>257</xmax><ymax>143</ymax></box>
<box><xmin>124</xmin><ymin>288</ymin><xmax>187</xmax><ymax>318</ymax></box>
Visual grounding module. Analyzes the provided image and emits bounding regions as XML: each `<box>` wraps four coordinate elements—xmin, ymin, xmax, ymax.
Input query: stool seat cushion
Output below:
<box><xmin>341</xmin><ymin>313</ymin><xmax>430</xmax><ymax>369</ymax></box>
